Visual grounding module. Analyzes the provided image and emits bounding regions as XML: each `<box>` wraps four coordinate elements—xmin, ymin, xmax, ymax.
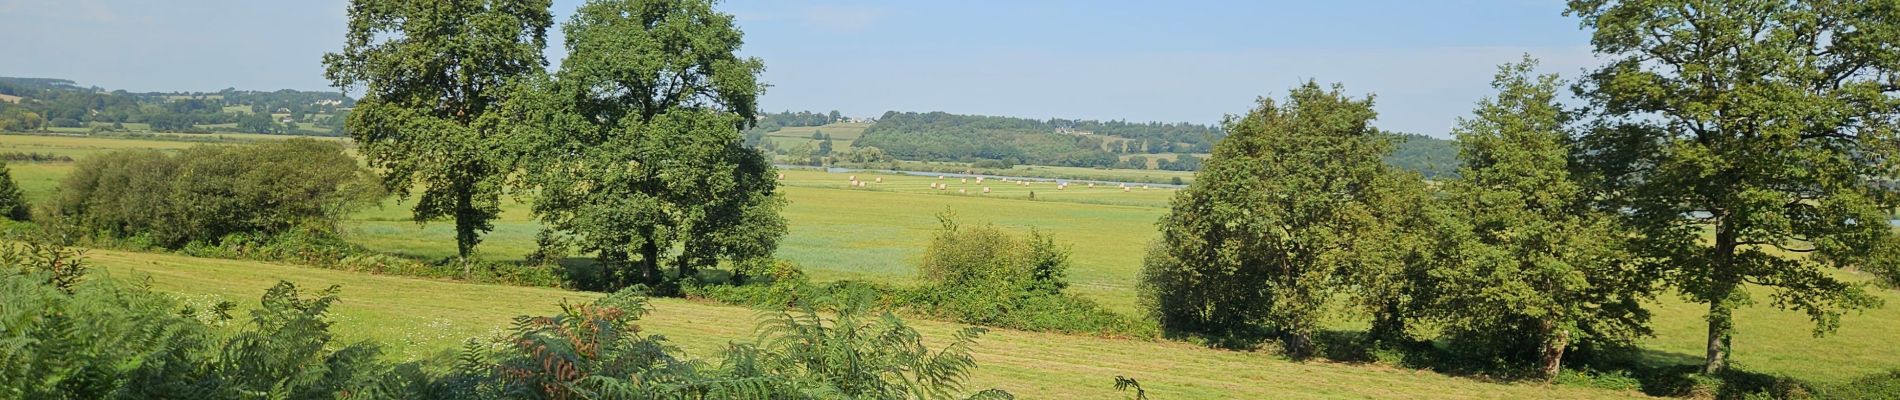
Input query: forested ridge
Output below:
<box><xmin>0</xmin><ymin>77</ymin><xmax>352</xmax><ymax>135</ymax></box>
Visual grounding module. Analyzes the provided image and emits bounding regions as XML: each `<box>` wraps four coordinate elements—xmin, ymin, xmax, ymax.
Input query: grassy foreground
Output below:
<box><xmin>88</xmin><ymin>248</ymin><xmax>1639</xmax><ymax>399</ymax></box>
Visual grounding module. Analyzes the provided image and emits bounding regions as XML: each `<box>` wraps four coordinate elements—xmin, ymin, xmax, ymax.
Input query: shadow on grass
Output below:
<box><xmin>1298</xmin><ymin>331</ymin><xmax>1822</xmax><ymax>398</ymax></box>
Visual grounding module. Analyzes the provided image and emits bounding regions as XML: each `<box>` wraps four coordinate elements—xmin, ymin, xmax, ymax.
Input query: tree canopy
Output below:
<box><xmin>1433</xmin><ymin>57</ymin><xmax>1651</xmax><ymax>379</ymax></box>
<box><xmin>509</xmin><ymin>0</ymin><xmax>782</xmax><ymax>291</ymax></box>
<box><xmin>1140</xmin><ymin>81</ymin><xmax>1399</xmax><ymax>356</ymax></box>
<box><xmin>1569</xmin><ymin>0</ymin><xmax>1900</xmax><ymax>374</ymax></box>
<box><xmin>323</xmin><ymin>0</ymin><xmax>554</xmax><ymax>260</ymax></box>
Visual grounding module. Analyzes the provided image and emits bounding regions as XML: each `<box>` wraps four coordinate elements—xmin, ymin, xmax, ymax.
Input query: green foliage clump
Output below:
<box><xmin>727</xmin><ymin>298</ymin><xmax>1013</xmax><ymax>400</ymax></box>
<box><xmin>906</xmin><ymin>213</ymin><xmax>1139</xmax><ymax>335</ymax></box>
<box><xmin>700</xmin><ymin>215</ymin><xmax>1143</xmax><ymax>336</ymax></box>
<box><xmin>1815</xmin><ymin>370</ymin><xmax>1900</xmax><ymax>400</ymax></box>
<box><xmin>1568</xmin><ymin>0</ymin><xmax>1900</xmax><ymax>374</ymax></box>
<box><xmin>1382</xmin><ymin>133</ymin><xmax>1459</xmax><ymax>179</ymax></box>
<box><xmin>509</xmin><ymin>0</ymin><xmax>783</xmax><ymax>292</ymax></box>
<box><xmin>324</xmin><ymin>0</ymin><xmax>553</xmax><ymax>259</ymax></box>
<box><xmin>0</xmin><ymin>236</ymin><xmax>88</xmax><ymax>293</ymax></box>
<box><xmin>1427</xmin><ymin>57</ymin><xmax>1652</xmax><ymax>379</ymax></box>
<box><xmin>50</xmin><ymin>139</ymin><xmax>382</xmax><ymax>249</ymax></box>
<box><xmin>855</xmin><ymin>111</ymin><xmax>1123</xmax><ymax>168</ymax></box>
<box><xmin>0</xmin><ymin>160</ymin><xmax>29</xmax><ymax>220</ymax></box>
<box><xmin>918</xmin><ymin>212</ymin><xmax>1067</xmax><ymax>295</ymax></box>
<box><xmin>1140</xmin><ymin>81</ymin><xmax>1402</xmax><ymax>356</ymax></box>
<box><xmin>0</xmin><ymin>266</ymin><xmax>398</xmax><ymax>398</ymax></box>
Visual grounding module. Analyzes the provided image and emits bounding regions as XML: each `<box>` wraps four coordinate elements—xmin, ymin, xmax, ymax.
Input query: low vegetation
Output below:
<box><xmin>0</xmin><ymin>241</ymin><xmax>1009</xmax><ymax>399</ymax></box>
<box><xmin>48</xmin><ymin>139</ymin><xmax>381</xmax><ymax>249</ymax></box>
<box><xmin>690</xmin><ymin>213</ymin><xmax>1146</xmax><ymax>337</ymax></box>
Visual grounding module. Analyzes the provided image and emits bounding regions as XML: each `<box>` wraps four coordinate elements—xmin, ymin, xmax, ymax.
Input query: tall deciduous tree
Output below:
<box><xmin>1568</xmin><ymin>0</ymin><xmax>1900</xmax><ymax>374</ymax></box>
<box><xmin>1437</xmin><ymin>58</ymin><xmax>1651</xmax><ymax>379</ymax></box>
<box><xmin>322</xmin><ymin>0</ymin><xmax>553</xmax><ymax>260</ymax></box>
<box><xmin>1139</xmin><ymin>82</ymin><xmax>1395</xmax><ymax>356</ymax></box>
<box><xmin>510</xmin><ymin>0</ymin><xmax>781</xmax><ymax>290</ymax></box>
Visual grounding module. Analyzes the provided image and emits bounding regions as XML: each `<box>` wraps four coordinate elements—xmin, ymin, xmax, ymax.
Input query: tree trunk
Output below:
<box><xmin>1284</xmin><ymin>331</ymin><xmax>1315</xmax><ymax>360</ymax></box>
<box><xmin>1538</xmin><ymin>318</ymin><xmax>1569</xmax><ymax>381</ymax></box>
<box><xmin>1368</xmin><ymin>302</ymin><xmax>1407</xmax><ymax>344</ymax></box>
<box><xmin>1704</xmin><ymin>300</ymin><xmax>1733</xmax><ymax>375</ymax></box>
<box><xmin>675</xmin><ymin>246</ymin><xmax>697</xmax><ymax>283</ymax></box>
<box><xmin>453</xmin><ymin>187</ymin><xmax>478</xmax><ymax>277</ymax></box>
<box><xmin>638</xmin><ymin>226</ymin><xmax>662</xmax><ymax>287</ymax></box>
<box><xmin>1704</xmin><ymin>222</ymin><xmax>1739</xmax><ymax>375</ymax></box>
<box><xmin>596</xmin><ymin>249</ymin><xmax>626</xmax><ymax>291</ymax></box>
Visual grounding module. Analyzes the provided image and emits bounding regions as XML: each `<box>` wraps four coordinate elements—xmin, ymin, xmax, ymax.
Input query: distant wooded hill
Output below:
<box><xmin>849</xmin><ymin>111</ymin><xmax>1220</xmax><ymax>170</ymax></box>
<box><xmin>1387</xmin><ymin>133</ymin><xmax>1460</xmax><ymax>179</ymax></box>
<box><xmin>0</xmin><ymin>77</ymin><xmax>352</xmax><ymax>135</ymax></box>
<box><xmin>836</xmin><ymin>110</ymin><xmax>1459</xmax><ymax>176</ymax></box>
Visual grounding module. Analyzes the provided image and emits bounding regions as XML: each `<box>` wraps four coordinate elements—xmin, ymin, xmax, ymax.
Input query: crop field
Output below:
<box><xmin>349</xmin><ymin>168</ymin><xmax>1174</xmax><ymax>313</ymax></box>
<box><xmin>6</xmin><ymin>133</ymin><xmax>1900</xmax><ymax>396</ymax></box>
<box><xmin>766</xmin><ymin>121</ymin><xmax>871</xmax><ymax>141</ymax></box>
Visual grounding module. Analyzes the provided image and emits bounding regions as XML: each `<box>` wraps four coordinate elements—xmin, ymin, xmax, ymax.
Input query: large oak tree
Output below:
<box><xmin>1569</xmin><ymin>0</ymin><xmax>1900</xmax><ymax>374</ymax></box>
<box><xmin>509</xmin><ymin>0</ymin><xmax>782</xmax><ymax>290</ymax></box>
<box><xmin>323</xmin><ymin>0</ymin><xmax>553</xmax><ymax>261</ymax></box>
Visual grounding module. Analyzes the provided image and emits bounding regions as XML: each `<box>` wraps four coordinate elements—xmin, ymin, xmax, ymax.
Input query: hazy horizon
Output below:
<box><xmin>1</xmin><ymin>0</ymin><xmax>1598</xmax><ymax>136</ymax></box>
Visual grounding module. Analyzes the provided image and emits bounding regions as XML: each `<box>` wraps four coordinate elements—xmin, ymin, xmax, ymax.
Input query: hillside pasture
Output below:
<box><xmin>88</xmin><ymin>248</ymin><xmax>1643</xmax><ymax>399</ymax></box>
<box><xmin>6</xmin><ymin>132</ymin><xmax>1900</xmax><ymax>391</ymax></box>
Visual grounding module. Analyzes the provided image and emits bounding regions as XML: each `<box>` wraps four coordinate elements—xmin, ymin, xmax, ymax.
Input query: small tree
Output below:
<box><xmin>1436</xmin><ymin>57</ymin><xmax>1651</xmax><ymax>379</ymax></box>
<box><xmin>1141</xmin><ymin>82</ymin><xmax>1396</xmax><ymax>356</ymax></box>
<box><xmin>0</xmin><ymin>160</ymin><xmax>28</xmax><ymax>220</ymax></box>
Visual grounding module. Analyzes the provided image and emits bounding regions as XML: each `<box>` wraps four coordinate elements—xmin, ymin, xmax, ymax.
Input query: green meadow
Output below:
<box><xmin>6</xmin><ymin>132</ymin><xmax>1900</xmax><ymax>397</ymax></box>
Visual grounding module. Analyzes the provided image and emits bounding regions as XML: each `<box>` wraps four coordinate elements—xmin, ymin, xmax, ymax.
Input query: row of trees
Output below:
<box><xmin>854</xmin><ymin>111</ymin><xmax>1123</xmax><ymax>168</ymax></box>
<box><xmin>1061</xmin><ymin>119</ymin><xmax>1222</xmax><ymax>151</ymax></box>
<box><xmin>1111</xmin><ymin>154</ymin><xmax>1204</xmax><ymax>171</ymax></box>
<box><xmin>0</xmin><ymin>77</ymin><xmax>348</xmax><ymax>134</ymax></box>
<box><xmin>1146</xmin><ymin>2</ymin><xmax>1900</xmax><ymax>378</ymax></box>
<box><xmin>325</xmin><ymin>0</ymin><xmax>784</xmax><ymax>290</ymax></box>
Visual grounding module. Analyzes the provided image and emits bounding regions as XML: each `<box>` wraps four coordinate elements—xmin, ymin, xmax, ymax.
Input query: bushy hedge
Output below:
<box><xmin>50</xmin><ymin>139</ymin><xmax>382</xmax><ymax>249</ymax></box>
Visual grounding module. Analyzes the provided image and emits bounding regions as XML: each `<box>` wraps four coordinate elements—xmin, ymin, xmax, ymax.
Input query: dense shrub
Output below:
<box><xmin>1816</xmin><ymin>370</ymin><xmax>1900</xmax><ymax>400</ymax></box>
<box><xmin>919</xmin><ymin>213</ymin><xmax>1068</xmax><ymax>295</ymax></box>
<box><xmin>0</xmin><ymin>160</ymin><xmax>27</xmax><ymax>220</ymax></box>
<box><xmin>51</xmin><ymin>139</ymin><xmax>382</xmax><ymax>248</ymax></box>
<box><xmin>0</xmin><ymin>151</ymin><xmax>75</xmax><ymax>162</ymax></box>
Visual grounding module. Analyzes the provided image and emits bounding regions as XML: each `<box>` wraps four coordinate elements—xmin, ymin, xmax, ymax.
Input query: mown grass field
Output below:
<box><xmin>86</xmin><ymin>248</ymin><xmax>1639</xmax><ymax>399</ymax></box>
<box><xmin>7</xmin><ymin>132</ymin><xmax>1900</xmax><ymax>395</ymax></box>
<box><xmin>349</xmin><ymin>168</ymin><xmax>1172</xmax><ymax>313</ymax></box>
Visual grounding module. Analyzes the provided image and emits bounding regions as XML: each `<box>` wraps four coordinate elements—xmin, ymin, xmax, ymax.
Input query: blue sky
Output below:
<box><xmin>0</xmin><ymin>0</ymin><xmax>1597</xmax><ymax>136</ymax></box>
